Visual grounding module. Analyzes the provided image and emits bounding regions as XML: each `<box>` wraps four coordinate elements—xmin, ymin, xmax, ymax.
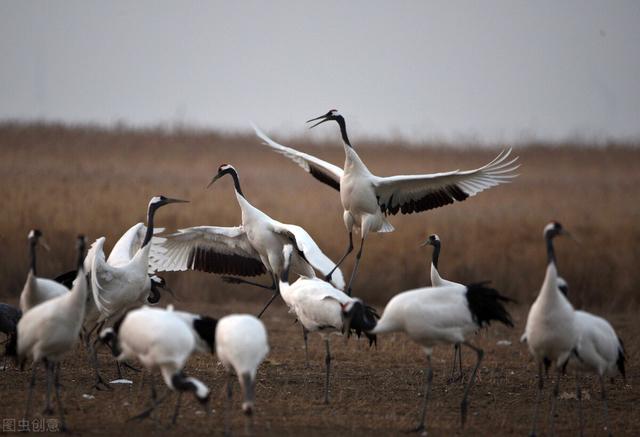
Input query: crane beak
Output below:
<box><xmin>206</xmin><ymin>173</ymin><xmax>222</xmax><ymax>188</ymax></box>
<box><xmin>419</xmin><ymin>239</ymin><xmax>431</xmax><ymax>247</ymax></box>
<box><xmin>165</xmin><ymin>198</ymin><xmax>189</xmax><ymax>204</ymax></box>
<box><xmin>39</xmin><ymin>238</ymin><xmax>51</xmax><ymax>252</ymax></box>
<box><xmin>562</xmin><ymin>230</ymin><xmax>581</xmax><ymax>244</ymax></box>
<box><xmin>306</xmin><ymin>114</ymin><xmax>331</xmax><ymax>129</ymax></box>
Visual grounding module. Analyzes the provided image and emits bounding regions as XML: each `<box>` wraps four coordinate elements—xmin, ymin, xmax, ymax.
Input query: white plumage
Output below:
<box><xmin>215</xmin><ymin>314</ymin><xmax>269</xmax><ymax>419</ymax></box>
<box><xmin>15</xmin><ymin>235</ymin><xmax>88</xmax><ymax>431</ymax></box>
<box><xmin>523</xmin><ymin>221</ymin><xmax>577</xmax><ymax>437</ymax></box>
<box><xmin>19</xmin><ymin>229</ymin><xmax>68</xmax><ymax>312</ymax></box>
<box><xmin>343</xmin><ymin>280</ymin><xmax>513</xmax><ymax>432</ymax></box>
<box><xmin>254</xmin><ymin>110</ymin><xmax>519</xmax><ymax>294</ymax></box>
<box><xmin>279</xmin><ymin>245</ymin><xmax>377</xmax><ymax>404</ymax></box>
<box><xmin>88</xmin><ymin>196</ymin><xmax>185</xmax><ymax>325</ymax></box>
<box><xmin>149</xmin><ymin>164</ymin><xmax>345</xmax><ymax>317</ymax></box>
<box><xmin>102</xmin><ymin>305</ymin><xmax>210</xmax><ymax>423</ymax></box>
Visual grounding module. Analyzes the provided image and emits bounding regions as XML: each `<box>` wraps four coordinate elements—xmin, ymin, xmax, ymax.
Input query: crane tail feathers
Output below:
<box><xmin>465</xmin><ymin>282</ymin><xmax>514</xmax><ymax>328</ymax></box>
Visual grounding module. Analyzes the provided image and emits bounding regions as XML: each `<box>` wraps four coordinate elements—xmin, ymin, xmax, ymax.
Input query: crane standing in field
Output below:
<box><xmin>279</xmin><ymin>245</ymin><xmax>377</xmax><ymax>404</ymax></box>
<box><xmin>343</xmin><ymin>280</ymin><xmax>513</xmax><ymax>433</ymax></box>
<box><xmin>215</xmin><ymin>314</ymin><xmax>269</xmax><ymax>436</ymax></box>
<box><xmin>19</xmin><ymin>229</ymin><xmax>68</xmax><ymax>312</ymax></box>
<box><xmin>522</xmin><ymin>221</ymin><xmax>577</xmax><ymax>437</ymax></box>
<box><xmin>12</xmin><ymin>235</ymin><xmax>88</xmax><ymax>432</ymax></box>
<box><xmin>99</xmin><ymin>306</ymin><xmax>211</xmax><ymax>425</ymax></box>
<box><xmin>150</xmin><ymin>164</ymin><xmax>345</xmax><ymax>317</ymax></box>
<box><xmin>253</xmin><ymin>110</ymin><xmax>519</xmax><ymax>295</ymax></box>
<box><xmin>422</xmin><ymin>234</ymin><xmax>465</xmax><ymax>382</ymax></box>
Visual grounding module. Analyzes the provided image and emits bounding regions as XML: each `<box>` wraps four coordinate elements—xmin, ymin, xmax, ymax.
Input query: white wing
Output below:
<box><xmin>107</xmin><ymin>223</ymin><xmax>165</xmax><ymax>272</ymax></box>
<box><xmin>374</xmin><ymin>148</ymin><xmax>519</xmax><ymax>215</ymax></box>
<box><xmin>276</xmin><ymin>223</ymin><xmax>345</xmax><ymax>290</ymax></box>
<box><xmin>149</xmin><ymin>226</ymin><xmax>267</xmax><ymax>277</ymax></box>
<box><xmin>90</xmin><ymin>237</ymin><xmax>134</xmax><ymax>318</ymax></box>
<box><xmin>253</xmin><ymin>124</ymin><xmax>343</xmax><ymax>191</ymax></box>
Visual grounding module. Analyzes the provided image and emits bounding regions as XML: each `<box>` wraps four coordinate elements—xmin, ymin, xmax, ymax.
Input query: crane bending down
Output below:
<box><xmin>279</xmin><ymin>245</ymin><xmax>377</xmax><ymax>404</ymax></box>
<box><xmin>522</xmin><ymin>222</ymin><xmax>577</xmax><ymax>437</ymax></box>
<box><xmin>149</xmin><ymin>164</ymin><xmax>345</xmax><ymax>317</ymax></box>
<box><xmin>343</xmin><ymin>282</ymin><xmax>513</xmax><ymax>433</ymax></box>
<box><xmin>99</xmin><ymin>306</ymin><xmax>211</xmax><ymax>425</ymax></box>
<box><xmin>422</xmin><ymin>234</ymin><xmax>465</xmax><ymax>382</ymax></box>
<box><xmin>253</xmin><ymin>110</ymin><xmax>519</xmax><ymax>295</ymax></box>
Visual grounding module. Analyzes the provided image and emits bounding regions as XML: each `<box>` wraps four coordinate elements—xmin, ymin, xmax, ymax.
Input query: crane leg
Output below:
<box><xmin>345</xmin><ymin>236</ymin><xmax>366</xmax><ymax>296</ymax></box>
<box><xmin>128</xmin><ymin>388</ymin><xmax>169</xmax><ymax>422</ymax></box>
<box><xmin>224</xmin><ymin>373</ymin><xmax>233</xmax><ymax>437</ymax></box>
<box><xmin>599</xmin><ymin>375</ymin><xmax>612</xmax><ymax>437</ymax></box>
<box><xmin>323</xmin><ymin>338</ymin><xmax>331</xmax><ymax>404</ymax></box>
<box><xmin>548</xmin><ymin>366</ymin><xmax>562</xmax><ymax>436</ymax></box>
<box><xmin>171</xmin><ymin>392</ymin><xmax>183</xmax><ymax>425</ymax></box>
<box><xmin>325</xmin><ymin>231</ymin><xmax>353</xmax><ymax>282</ymax></box>
<box><xmin>408</xmin><ymin>354</ymin><xmax>433</xmax><ymax>433</ymax></box>
<box><xmin>529</xmin><ymin>361</ymin><xmax>544</xmax><ymax>437</ymax></box>
<box><xmin>256</xmin><ymin>276</ymin><xmax>279</xmax><ymax>318</ymax></box>
<box><xmin>448</xmin><ymin>343</ymin><xmax>463</xmax><ymax>383</ymax></box>
<box><xmin>24</xmin><ymin>363</ymin><xmax>38</xmax><ymax>420</ymax></box>
<box><xmin>53</xmin><ymin>363</ymin><xmax>67</xmax><ymax>432</ymax></box>
<box><xmin>43</xmin><ymin>359</ymin><xmax>54</xmax><ymax>415</ymax></box>
<box><xmin>460</xmin><ymin>342</ymin><xmax>484</xmax><ymax>428</ymax></box>
<box><xmin>303</xmin><ymin>327</ymin><xmax>310</xmax><ymax>368</ymax></box>
<box><xmin>575</xmin><ymin>369</ymin><xmax>584</xmax><ymax>437</ymax></box>
<box><xmin>222</xmin><ymin>276</ymin><xmax>276</xmax><ymax>290</ymax></box>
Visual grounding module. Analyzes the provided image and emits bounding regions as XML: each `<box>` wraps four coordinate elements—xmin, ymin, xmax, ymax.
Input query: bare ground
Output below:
<box><xmin>0</xmin><ymin>301</ymin><xmax>637</xmax><ymax>436</ymax></box>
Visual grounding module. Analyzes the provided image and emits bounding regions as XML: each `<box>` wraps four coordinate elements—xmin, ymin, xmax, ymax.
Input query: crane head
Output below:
<box><xmin>207</xmin><ymin>164</ymin><xmax>237</xmax><ymax>188</ymax></box>
<box><xmin>149</xmin><ymin>195</ymin><xmax>189</xmax><ymax>210</ymax></box>
<box><xmin>543</xmin><ymin>221</ymin><xmax>567</xmax><ymax>240</ymax></box>
<box><xmin>306</xmin><ymin>109</ymin><xmax>342</xmax><ymax>129</ymax></box>
<box><xmin>28</xmin><ymin>229</ymin><xmax>49</xmax><ymax>251</ymax></box>
<box><xmin>420</xmin><ymin>234</ymin><xmax>441</xmax><ymax>247</ymax></box>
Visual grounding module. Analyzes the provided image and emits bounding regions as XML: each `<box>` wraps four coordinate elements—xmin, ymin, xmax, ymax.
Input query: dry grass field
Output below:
<box><xmin>0</xmin><ymin>123</ymin><xmax>638</xmax><ymax>435</ymax></box>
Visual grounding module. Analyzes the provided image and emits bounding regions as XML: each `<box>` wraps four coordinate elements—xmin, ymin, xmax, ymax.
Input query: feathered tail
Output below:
<box><xmin>341</xmin><ymin>299</ymin><xmax>380</xmax><ymax>346</ymax></box>
<box><xmin>465</xmin><ymin>282</ymin><xmax>514</xmax><ymax>328</ymax></box>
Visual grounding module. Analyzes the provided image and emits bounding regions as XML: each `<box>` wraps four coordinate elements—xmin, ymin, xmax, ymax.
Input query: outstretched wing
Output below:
<box><xmin>107</xmin><ymin>222</ymin><xmax>165</xmax><ymax>271</ymax></box>
<box><xmin>253</xmin><ymin>123</ymin><xmax>343</xmax><ymax>191</ymax></box>
<box><xmin>276</xmin><ymin>223</ymin><xmax>346</xmax><ymax>290</ymax></box>
<box><xmin>374</xmin><ymin>148</ymin><xmax>519</xmax><ymax>215</ymax></box>
<box><xmin>149</xmin><ymin>226</ymin><xmax>266</xmax><ymax>277</ymax></box>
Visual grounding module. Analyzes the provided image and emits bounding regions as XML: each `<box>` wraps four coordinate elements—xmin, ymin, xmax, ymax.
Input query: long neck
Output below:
<box><xmin>141</xmin><ymin>205</ymin><xmax>157</xmax><ymax>248</ymax></box>
<box><xmin>29</xmin><ymin>241</ymin><xmax>37</xmax><ymax>274</ymax></box>
<box><xmin>431</xmin><ymin>243</ymin><xmax>441</xmax><ymax>270</ymax></box>
<box><xmin>545</xmin><ymin>233</ymin><xmax>556</xmax><ymax>267</ymax></box>
<box><xmin>336</xmin><ymin>117</ymin><xmax>352</xmax><ymax>148</ymax></box>
<box><xmin>229</xmin><ymin>170</ymin><xmax>245</xmax><ymax>198</ymax></box>
<box><xmin>76</xmin><ymin>244</ymin><xmax>85</xmax><ymax>272</ymax></box>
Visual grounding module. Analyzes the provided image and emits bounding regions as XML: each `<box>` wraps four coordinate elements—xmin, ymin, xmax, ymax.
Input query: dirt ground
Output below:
<box><xmin>0</xmin><ymin>299</ymin><xmax>636</xmax><ymax>436</ymax></box>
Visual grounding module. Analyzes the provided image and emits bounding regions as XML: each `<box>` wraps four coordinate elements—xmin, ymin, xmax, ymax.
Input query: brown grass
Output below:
<box><xmin>0</xmin><ymin>123</ymin><xmax>638</xmax><ymax>435</ymax></box>
<box><xmin>1</xmin><ymin>123</ymin><xmax>639</xmax><ymax>311</ymax></box>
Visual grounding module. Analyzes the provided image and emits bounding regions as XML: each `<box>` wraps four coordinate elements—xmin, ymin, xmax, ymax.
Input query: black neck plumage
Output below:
<box><xmin>228</xmin><ymin>169</ymin><xmax>245</xmax><ymax>197</ymax></box>
<box><xmin>76</xmin><ymin>241</ymin><xmax>86</xmax><ymax>271</ymax></box>
<box><xmin>336</xmin><ymin>116</ymin><xmax>352</xmax><ymax>148</ymax></box>
<box><xmin>431</xmin><ymin>242</ymin><xmax>441</xmax><ymax>269</ymax></box>
<box><xmin>29</xmin><ymin>241</ymin><xmax>37</xmax><ymax>275</ymax></box>
<box><xmin>141</xmin><ymin>205</ymin><xmax>157</xmax><ymax>249</ymax></box>
<box><xmin>546</xmin><ymin>233</ymin><xmax>556</xmax><ymax>267</ymax></box>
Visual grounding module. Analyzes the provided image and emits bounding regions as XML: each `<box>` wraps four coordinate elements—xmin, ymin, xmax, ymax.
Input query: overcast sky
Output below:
<box><xmin>1</xmin><ymin>1</ymin><xmax>639</xmax><ymax>143</ymax></box>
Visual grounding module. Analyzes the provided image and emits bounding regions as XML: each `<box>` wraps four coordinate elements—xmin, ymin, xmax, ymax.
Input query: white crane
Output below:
<box><xmin>19</xmin><ymin>229</ymin><xmax>68</xmax><ymax>312</ymax></box>
<box><xmin>88</xmin><ymin>196</ymin><xmax>187</xmax><ymax>325</ymax></box>
<box><xmin>13</xmin><ymin>235</ymin><xmax>88</xmax><ymax>432</ymax></box>
<box><xmin>522</xmin><ymin>221</ymin><xmax>577</xmax><ymax>437</ymax></box>
<box><xmin>149</xmin><ymin>164</ymin><xmax>345</xmax><ymax>317</ymax></box>
<box><xmin>99</xmin><ymin>306</ymin><xmax>210</xmax><ymax>425</ymax></box>
<box><xmin>215</xmin><ymin>314</ymin><xmax>269</xmax><ymax>435</ymax></box>
<box><xmin>549</xmin><ymin>277</ymin><xmax>626</xmax><ymax>436</ymax></box>
<box><xmin>343</xmin><ymin>282</ymin><xmax>513</xmax><ymax>432</ymax></box>
<box><xmin>279</xmin><ymin>245</ymin><xmax>377</xmax><ymax>403</ymax></box>
<box><xmin>253</xmin><ymin>110</ymin><xmax>519</xmax><ymax>294</ymax></box>
<box><xmin>422</xmin><ymin>234</ymin><xmax>465</xmax><ymax>382</ymax></box>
